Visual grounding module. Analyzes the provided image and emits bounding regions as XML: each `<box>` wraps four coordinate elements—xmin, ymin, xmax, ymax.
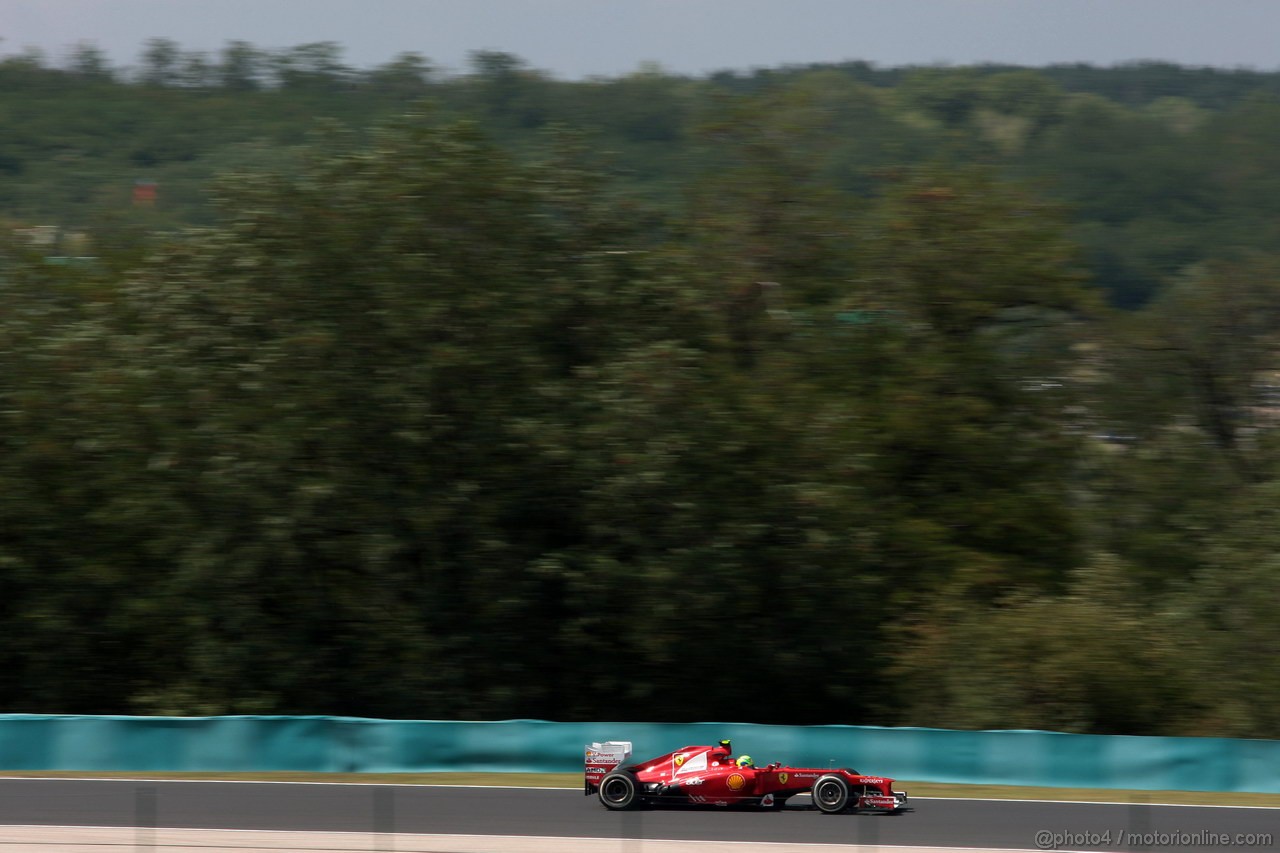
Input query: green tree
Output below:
<box><xmin>467</xmin><ymin>50</ymin><xmax>551</xmax><ymax>129</ymax></box>
<box><xmin>66</xmin><ymin>42</ymin><xmax>113</xmax><ymax>81</ymax></box>
<box><xmin>218</xmin><ymin>40</ymin><xmax>264</xmax><ymax>91</ymax></box>
<box><xmin>896</xmin><ymin>67</ymin><xmax>983</xmax><ymax>127</ymax></box>
<box><xmin>271</xmin><ymin>42</ymin><xmax>351</xmax><ymax>93</ymax></box>
<box><xmin>139</xmin><ymin>38</ymin><xmax>181</xmax><ymax>87</ymax></box>
<box><xmin>891</xmin><ymin>556</ymin><xmax>1204</xmax><ymax>734</ymax></box>
<box><xmin>844</xmin><ymin>172</ymin><xmax>1094</xmax><ymax>599</ymax></box>
<box><xmin>1129</xmin><ymin>257</ymin><xmax>1280</xmax><ymax>475</ymax></box>
<box><xmin>365</xmin><ymin>52</ymin><xmax>435</xmax><ymax>101</ymax></box>
<box><xmin>687</xmin><ymin>84</ymin><xmax>859</xmax><ymax>363</ymax></box>
<box><xmin>1179</xmin><ymin>480</ymin><xmax>1280</xmax><ymax>737</ymax></box>
<box><xmin>56</xmin><ymin>118</ymin><xmax>716</xmax><ymax>717</ymax></box>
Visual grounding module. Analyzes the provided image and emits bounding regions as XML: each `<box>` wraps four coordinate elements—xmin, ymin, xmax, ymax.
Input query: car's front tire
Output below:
<box><xmin>598</xmin><ymin>771</ymin><xmax>639</xmax><ymax>810</ymax></box>
<box><xmin>812</xmin><ymin>775</ymin><xmax>851</xmax><ymax>814</ymax></box>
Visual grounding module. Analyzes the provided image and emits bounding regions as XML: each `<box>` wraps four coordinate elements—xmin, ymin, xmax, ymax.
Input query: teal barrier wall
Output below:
<box><xmin>0</xmin><ymin>715</ymin><xmax>1277</xmax><ymax>793</ymax></box>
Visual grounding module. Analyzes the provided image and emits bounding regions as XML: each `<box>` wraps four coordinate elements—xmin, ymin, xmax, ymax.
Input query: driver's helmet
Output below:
<box><xmin>736</xmin><ymin>754</ymin><xmax>754</xmax><ymax>768</ymax></box>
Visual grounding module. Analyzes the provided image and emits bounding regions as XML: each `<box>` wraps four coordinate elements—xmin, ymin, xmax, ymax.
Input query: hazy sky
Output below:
<box><xmin>6</xmin><ymin>0</ymin><xmax>1280</xmax><ymax>78</ymax></box>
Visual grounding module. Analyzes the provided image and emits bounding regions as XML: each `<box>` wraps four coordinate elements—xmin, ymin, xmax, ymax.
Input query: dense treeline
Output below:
<box><xmin>6</xmin><ymin>41</ymin><xmax>1280</xmax><ymax>306</ymax></box>
<box><xmin>2</xmin><ymin>43</ymin><xmax>1279</xmax><ymax>736</ymax></box>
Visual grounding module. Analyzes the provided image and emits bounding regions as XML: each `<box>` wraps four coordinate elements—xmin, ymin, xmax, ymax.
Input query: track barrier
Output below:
<box><xmin>0</xmin><ymin>715</ymin><xmax>1276</xmax><ymax>792</ymax></box>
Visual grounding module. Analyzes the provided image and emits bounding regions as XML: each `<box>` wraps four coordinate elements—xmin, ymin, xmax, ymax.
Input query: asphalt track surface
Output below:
<box><xmin>0</xmin><ymin>779</ymin><xmax>1275</xmax><ymax>853</ymax></box>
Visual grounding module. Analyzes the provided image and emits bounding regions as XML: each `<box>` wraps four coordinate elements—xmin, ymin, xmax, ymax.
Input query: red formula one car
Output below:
<box><xmin>585</xmin><ymin>740</ymin><xmax>908</xmax><ymax>814</ymax></box>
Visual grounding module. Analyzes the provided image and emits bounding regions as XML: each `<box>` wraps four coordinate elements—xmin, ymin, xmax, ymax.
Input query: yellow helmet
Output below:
<box><xmin>736</xmin><ymin>755</ymin><xmax>753</xmax><ymax>767</ymax></box>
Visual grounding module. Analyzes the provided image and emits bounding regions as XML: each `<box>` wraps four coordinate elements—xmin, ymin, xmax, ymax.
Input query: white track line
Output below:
<box><xmin>0</xmin><ymin>825</ymin><xmax>1042</xmax><ymax>853</ymax></box>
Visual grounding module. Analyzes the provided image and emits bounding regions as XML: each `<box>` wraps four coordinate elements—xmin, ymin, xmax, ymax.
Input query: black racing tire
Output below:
<box><xmin>598</xmin><ymin>771</ymin><xmax>639</xmax><ymax>810</ymax></box>
<box><xmin>812</xmin><ymin>774</ymin><xmax>852</xmax><ymax>814</ymax></box>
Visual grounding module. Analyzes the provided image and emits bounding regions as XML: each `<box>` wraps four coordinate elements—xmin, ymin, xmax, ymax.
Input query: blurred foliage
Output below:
<box><xmin>4</xmin><ymin>44</ymin><xmax>1280</xmax><ymax>307</ymax></box>
<box><xmin>2</xmin><ymin>45</ymin><xmax>1280</xmax><ymax>737</ymax></box>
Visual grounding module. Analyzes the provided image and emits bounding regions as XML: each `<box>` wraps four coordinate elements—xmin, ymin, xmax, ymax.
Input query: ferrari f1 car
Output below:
<box><xmin>585</xmin><ymin>740</ymin><xmax>908</xmax><ymax>814</ymax></box>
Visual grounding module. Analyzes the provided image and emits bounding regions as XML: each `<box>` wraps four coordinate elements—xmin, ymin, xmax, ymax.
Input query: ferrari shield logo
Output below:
<box><xmin>675</xmin><ymin>752</ymin><xmax>707</xmax><ymax>775</ymax></box>
<box><xmin>778</xmin><ymin>772</ymin><xmax>788</xmax><ymax>784</ymax></box>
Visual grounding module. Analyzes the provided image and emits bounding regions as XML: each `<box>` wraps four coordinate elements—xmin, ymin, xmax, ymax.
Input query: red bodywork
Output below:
<box><xmin>586</xmin><ymin>742</ymin><xmax>907</xmax><ymax>812</ymax></box>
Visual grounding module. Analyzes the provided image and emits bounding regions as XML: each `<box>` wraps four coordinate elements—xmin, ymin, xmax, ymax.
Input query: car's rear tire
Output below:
<box><xmin>812</xmin><ymin>775</ymin><xmax>851</xmax><ymax>814</ymax></box>
<box><xmin>599</xmin><ymin>771</ymin><xmax>639</xmax><ymax>810</ymax></box>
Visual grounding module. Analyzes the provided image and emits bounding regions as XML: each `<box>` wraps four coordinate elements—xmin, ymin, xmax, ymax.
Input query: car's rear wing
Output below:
<box><xmin>584</xmin><ymin>741</ymin><xmax>632</xmax><ymax>795</ymax></box>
